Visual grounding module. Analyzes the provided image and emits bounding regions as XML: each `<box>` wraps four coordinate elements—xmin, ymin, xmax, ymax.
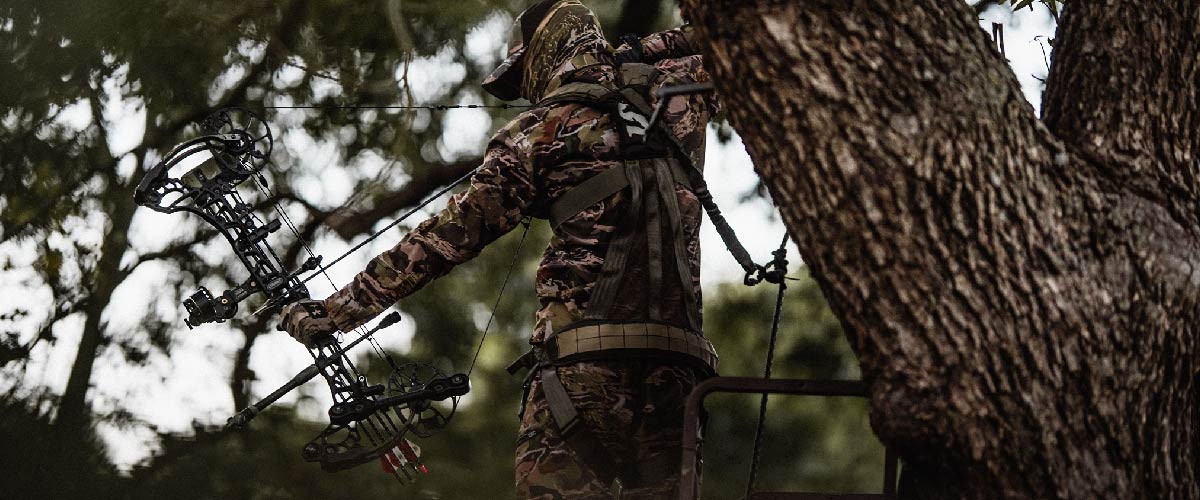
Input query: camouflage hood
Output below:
<box><xmin>483</xmin><ymin>0</ymin><xmax>613</xmax><ymax>103</ymax></box>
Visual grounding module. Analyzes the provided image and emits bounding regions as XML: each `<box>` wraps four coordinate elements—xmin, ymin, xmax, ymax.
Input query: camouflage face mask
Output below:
<box><xmin>481</xmin><ymin>0</ymin><xmax>560</xmax><ymax>101</ymax></box>
<box><xmin>519</xmin><ymin>0</ymin><xmax>609</xmax><ymax>103</ymax></box>
<box><xmin>482</xmin><ymin>0</ymin><xmax>609</xmax><ymax>103</ymax></box>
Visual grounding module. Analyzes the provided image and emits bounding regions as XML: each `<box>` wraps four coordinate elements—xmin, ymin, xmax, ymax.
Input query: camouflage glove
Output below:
<box><xmin>277</xmin><ymin>299</ymin><xmax>338</xmax><ymax>346</ymax></box>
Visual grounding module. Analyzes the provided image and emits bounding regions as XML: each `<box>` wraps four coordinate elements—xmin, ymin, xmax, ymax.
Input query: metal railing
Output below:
<box><xmin>679</xmin><ymin>377</ymin><xmax>898</xmax><ymax>500</ymax></box>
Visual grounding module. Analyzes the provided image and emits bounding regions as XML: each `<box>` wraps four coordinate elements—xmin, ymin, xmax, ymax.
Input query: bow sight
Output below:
<box><xmin>133</xmin><ymin>107</ymin><xmax>470</xmax><ymax>483</ymax></box>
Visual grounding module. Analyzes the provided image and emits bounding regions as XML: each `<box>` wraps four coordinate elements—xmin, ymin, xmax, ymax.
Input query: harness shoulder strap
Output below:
<box><xmin>618</xmin><ymin>63</ymin><xmax>658</xmax><ymax>91</ymax></box>
<box><xmin>537</xmin><ymin>82</ymin><xmax>615</xmax><ymax>107</ymax></box>
<box><xmin>648</xmin><ymin>108</ymin><xmax>760</xmax><ymax>278</ymax></box>
<box><xmin>541</xmin><ymin>65</ymin><xmax>668</xmax><ymax>230</ymax></box>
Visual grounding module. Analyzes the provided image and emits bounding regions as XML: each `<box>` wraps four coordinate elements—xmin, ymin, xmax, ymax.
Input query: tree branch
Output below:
<box><xmin>1042</xmin><ymin>2</ymin><xmax>1200</xmax><ymax>223</ymax></box>
<box><xmin>970</xmin><ymin>0</ymin><xmax>1002</xmax><ymax>16</ymax></box>
<box><xmin>323</xmin><ymin>159</ymin><xmax>478</xmax><ymax>239</ymax></box>
<box><xmin>132</xmin><ymin>0</ymin><xmax>307</xmax><ymax>184</ymax></box>
<box><xmin>120</xmin><ymin>229</ymin><xmax>220</xmax><ymax>277</ymax></box>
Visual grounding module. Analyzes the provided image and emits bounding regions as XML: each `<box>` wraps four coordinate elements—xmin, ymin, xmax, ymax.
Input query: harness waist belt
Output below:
<box><xmin>546</xmin><ymin>322</ymin><xmax>718</xmax><ymax>373</ymax></box>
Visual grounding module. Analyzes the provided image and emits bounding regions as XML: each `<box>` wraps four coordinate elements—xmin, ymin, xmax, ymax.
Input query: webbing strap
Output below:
<box><xmin>538</xmin><ymin>366</ymin><xmax>621</xmax><ymax>485</ymax></box>
<box><xmin>549</xmin><ymin>322</ymin><xmax>718</xmax><ymax>373</ymax></box>
<box><xmin>619</xmin><ymin>87</ymin><xmax>655</xmax><ymax>117</ymax></box>
<box><xmin>584</xmin><ymin>160</ymin><xmax>642</xmax><ymax>318</ymax></box>
<box><xmin>540</xmin><ymin>366</ymin><xmax>580</xmax><ymax>434</ymax></box>
<box><xmin>538</xmin><ymin>82</ymin><xmax>614</xmax><ymax>107</ymax></box>
<box><xmin>651</xmin><ymin>119</ymin><xmax>760</xmax><ymax>276</ymax></box>
<box><xmin>653</xmin><ymin>158</ymin><xmax>702</xmax><ymax>330</ymax></box>
<box><xmin>548</xmin><ymin>166</ymin><xmax>628</xmax><ymax>229</ymax></box>
<box><xmin>548</xmin><ymin>159</ymin><xmax>693</xmax><ymax>229</ymax></box>
<box><xmin>619</xmin><ymin>63</ymin><xmax>658</xmax><ymax>89</ymax></box>
<box><xmin>643</xmin><ymin>161</ymin><xmax>665</xmax><ymax>321</ymax></box>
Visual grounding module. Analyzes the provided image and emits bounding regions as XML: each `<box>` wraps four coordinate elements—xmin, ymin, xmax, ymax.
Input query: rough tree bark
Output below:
<box><xmin>680</xmin><ymin>1</ymin><xmax>1198</xmax><ymax>498</ymax></box>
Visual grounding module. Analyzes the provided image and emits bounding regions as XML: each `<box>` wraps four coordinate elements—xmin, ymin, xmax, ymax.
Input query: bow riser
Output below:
<box><xmin>134</xmin><ymin>109</ymin><xmax>305</xmax><ymax>327</ymax></box>
<box><xmin>135</xmin><ymin>107</ymin><xmax>468</xmax><ymax>480</ymax></box>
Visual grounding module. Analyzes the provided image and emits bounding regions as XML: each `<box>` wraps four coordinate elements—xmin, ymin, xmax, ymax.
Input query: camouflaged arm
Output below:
<box><xmin>323</xmin><ymin>136</ymin><xmax>535</xmax><ymax>332</ymax></box>
<box><xmin>615</xmin><ymin>25</ymin><xmax>701</xmax><ymax>64</ymax></box>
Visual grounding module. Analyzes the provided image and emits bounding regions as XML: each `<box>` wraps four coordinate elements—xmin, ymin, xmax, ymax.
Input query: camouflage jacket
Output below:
<box><xmin>324</xmin><ymin>27</ymin><xmax>718</xmax><ymax>344</ymax></box>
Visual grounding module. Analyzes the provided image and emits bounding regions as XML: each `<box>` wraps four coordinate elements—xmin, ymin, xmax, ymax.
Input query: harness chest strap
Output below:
<box><xmin>547</xmin><ymin>157</ymin><xmax>693</xmax><ymax>229</ymax></box>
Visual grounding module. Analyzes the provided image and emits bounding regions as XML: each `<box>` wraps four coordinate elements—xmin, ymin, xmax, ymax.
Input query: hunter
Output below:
<box><xmin>281</xmin><ymin>1</ymin><xmax>720</xmax><ymax>498</ymax></box>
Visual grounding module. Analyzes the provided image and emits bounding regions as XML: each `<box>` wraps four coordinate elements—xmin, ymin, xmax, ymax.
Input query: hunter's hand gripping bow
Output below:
<box><xmin>134</xmin><ymin>107</ymin><xmax>469</xmax><ymax>482</ymax></box>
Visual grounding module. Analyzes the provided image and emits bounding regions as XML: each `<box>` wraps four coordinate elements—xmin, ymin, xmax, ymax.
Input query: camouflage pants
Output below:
<box><xmin>515</xmin><ymin>359</ymin><xmax>700</xmax><ymax>500</ymax></box>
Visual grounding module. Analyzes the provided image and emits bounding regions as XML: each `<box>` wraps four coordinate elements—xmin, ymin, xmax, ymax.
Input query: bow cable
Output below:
<box><xmin>467</xmin><ymin>218</ymin><xmax>531</xmax><ymax>377</ymax></box>
<box><xmin>253</xmin><ymin>174</ymin><xmax>404</xmax><ymax>372</ymax></box>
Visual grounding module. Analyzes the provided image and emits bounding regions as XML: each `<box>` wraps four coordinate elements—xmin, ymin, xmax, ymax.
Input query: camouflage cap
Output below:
<box><xmin>482</xmin><ymin>0</ymin><xmax>561</xmax><ymax>101</ymax></box>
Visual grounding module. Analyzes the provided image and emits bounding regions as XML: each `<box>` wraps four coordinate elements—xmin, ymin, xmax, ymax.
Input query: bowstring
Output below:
<box><xmin>440</xmin><ymin>218</ymin><xmax>531</xmax><ymax>425</ymax></box>
<box><xmin>251</xmin><ymin>103</ymin><xmax>484</xmax><ymax>366</ymax></box>
<box><xmin>254</xmin><ymin>102</ymin><xmax>529</xmax><ymax>313</ymax></box>
<box><xmin>252</xmin><ymin>175</ymin><xmax>390</xmax><ymax>365</ymax></box>
<box><xmin>305</xmin><ymin>166</ymin><xmax>481</xmax><ymax>283</ymax></box>
<box><xmin>255</xmin><ymin>175</ymin><xmax>406</xmax><ymax>453</ymax></box>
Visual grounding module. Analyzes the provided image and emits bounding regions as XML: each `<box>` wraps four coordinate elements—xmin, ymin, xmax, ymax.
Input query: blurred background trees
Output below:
<box><xmin>1</xmin><ymin>0</ymin><xmax>1060</xmax><ymax>498</ymax></box>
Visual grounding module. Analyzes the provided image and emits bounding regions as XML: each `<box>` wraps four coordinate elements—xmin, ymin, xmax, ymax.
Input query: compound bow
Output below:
<box><xmin>134</xmin><ymin>107</ymin><xmax>479</xmax><ymax>483</ymax></box>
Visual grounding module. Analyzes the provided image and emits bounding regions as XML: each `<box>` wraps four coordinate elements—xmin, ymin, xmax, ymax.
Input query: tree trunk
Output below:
<box><xmin>680</xmin><ymin>0</ymin><xmax>1199</xmax><ymax>498</ymax></box>
<box><xmin>57</xmin><ymin>95</ymin><xmax>138</xmax><ymax>435</ymax></box>
<box><xmin>58</xmin><ymin>184</ymin><xmax>136</xmax><ymax>433</ymax></box>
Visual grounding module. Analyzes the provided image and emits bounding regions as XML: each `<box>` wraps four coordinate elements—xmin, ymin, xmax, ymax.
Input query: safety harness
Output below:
<box><xmin>507</xmin><ymin>60</ymin><xmax>753</xmax><ymax>488</ymax></box>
